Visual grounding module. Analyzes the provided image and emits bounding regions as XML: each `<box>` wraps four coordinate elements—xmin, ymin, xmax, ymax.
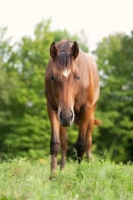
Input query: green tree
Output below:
<box><xmin>94</xmin><ymin>32</ymin><xmax>133</xmax><ymax>162</ymax></box>
<box><xmin>0</xmin><ymin>27</ymin><xmax>19</xmax><ymax>156</ymax></box>
<box><xmin>53</xmin><ymin>29</ymin><xmax>89</xmax><ymax>52</ymax></box>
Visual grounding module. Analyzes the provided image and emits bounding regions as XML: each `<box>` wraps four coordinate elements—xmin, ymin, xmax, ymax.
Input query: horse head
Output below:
<box><xmin>50</xmin><ymin>41</ymin><xmax>80</xmax><ymax>127</ymax></box>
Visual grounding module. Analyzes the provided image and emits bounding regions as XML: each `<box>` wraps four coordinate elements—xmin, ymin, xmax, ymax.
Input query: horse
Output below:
<box><xmin>45</xmin><ymin>40</ymin><xmax>100</xmax><ymax>172</ymax></box>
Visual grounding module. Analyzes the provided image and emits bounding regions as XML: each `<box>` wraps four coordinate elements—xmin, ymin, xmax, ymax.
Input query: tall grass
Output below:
<box><xmin>0</xmin><ymin>157</ymin><xmax>133</xmax><ymax>200</ymax></box>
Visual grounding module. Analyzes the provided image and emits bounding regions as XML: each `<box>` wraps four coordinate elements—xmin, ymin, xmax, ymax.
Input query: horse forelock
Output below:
<box><xmin>52</xmin><ymin>51</ymin><xmax>72</xmax><ymax>78</ymax></box>
<box><xmin>57</xmin><ymin>51</ymin><xmax>72</xmax><ymax>68</ymax></box>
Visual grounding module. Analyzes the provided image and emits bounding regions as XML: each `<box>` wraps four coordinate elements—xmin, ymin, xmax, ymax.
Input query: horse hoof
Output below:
<box><xmin>49</xmin><ymin>171</ymin><xmax>56</xmax><ymax>180</ymax></box>
<box><xmin>49</xmin><ymin>176</ymin><xmax>54</xmax><ymax>181</ymax></box>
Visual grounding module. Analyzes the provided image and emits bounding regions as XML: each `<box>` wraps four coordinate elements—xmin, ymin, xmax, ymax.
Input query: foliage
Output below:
<box><xmin>94</xmin><ymin>32</ymin><xmax>133</xmax><ymax>162</ymax></box>
<box><xmin>0</xmin><ymin>158</ymin><xmax>133</xmax><ymax>199</ymax></box>
<box><xmin>53</xmin><ymin>28</ymin><xmax>89</xmax><ymax>52</ymax></box>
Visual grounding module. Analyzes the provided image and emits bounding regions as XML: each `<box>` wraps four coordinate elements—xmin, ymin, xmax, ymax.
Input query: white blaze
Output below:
<box><xmin>62</xmin><ymin>69</ymin><xmax>70</xmax><ymax>78</ymax></box>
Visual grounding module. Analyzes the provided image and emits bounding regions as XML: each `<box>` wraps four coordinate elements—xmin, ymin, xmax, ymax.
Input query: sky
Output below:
<box><xmin>0</xmin><ymin>0</ymin><xmax>133</xmax><ymax>50</ymax></box>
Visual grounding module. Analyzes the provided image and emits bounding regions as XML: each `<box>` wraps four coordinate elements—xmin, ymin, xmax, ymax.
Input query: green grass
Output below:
<box><xmin>0</xmin><ymin>157</ymin><xmax>133</xmax><ymax>200</ymax></box>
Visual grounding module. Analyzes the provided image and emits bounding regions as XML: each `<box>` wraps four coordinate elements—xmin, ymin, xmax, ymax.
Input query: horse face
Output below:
<box><xmin>51</xmin><ymin>64</ymin><xmax>80</xmax><ymax>127</ymax></box>
<box><xmin>49</xmin><ymin>41</ymin><xmax>80</xmax><ymax>127</ymax></box>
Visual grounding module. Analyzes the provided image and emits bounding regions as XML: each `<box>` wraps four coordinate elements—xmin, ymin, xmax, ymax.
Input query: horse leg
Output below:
<box><xmin>85</xmin><ymin>111</ymin><xmax>95</xmax><ymax>160</ymax></box>
<box><xmin>59</xmin><ymin>126</ymin><xmax>68</xmax><ymax>170</ymax></box>
<box><xmin>75</xmin><ymin>106</ymin><xmax>90</xmax><ymax>163</ymax></box>
<box><xmin>47</xmin><ymin>102</ymin><xmax>60</xmax><ymax>172</ymax></box>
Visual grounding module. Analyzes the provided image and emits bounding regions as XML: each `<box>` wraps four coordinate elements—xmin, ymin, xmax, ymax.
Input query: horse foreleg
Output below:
<box><xmin>75</xmin><ymin>107</ymin><xmax>90</xmax><ymax>163</ymax></box>
<box><xmin>59</xmin><ymin>126</ymin><xmax>68</xmax><ymax>170</ymax></box>
<box><xmin>50</xmin><ymin>141</ymin><xmax>60</xmax><ymax>171</ymax></box>
<box><xmin>85</xmin><ymin>121</ymin><xmax>94</xmax><ymax>160</ymax></box>
<box><xmin>85</xmin><ymin>108</ymin><xmax>95</xmax><ymax>160</ymax></box>
<box><xmin>47</xmin><ymin>102</ymin><xmax>60</xmax><ymax>172</ymax></box>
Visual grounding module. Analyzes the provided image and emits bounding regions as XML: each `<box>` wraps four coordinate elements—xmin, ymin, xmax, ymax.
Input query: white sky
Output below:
<box><xmin>0</xmin><ymin>0</ymin><xmax>133</xmax><ymax>50</ymax></box>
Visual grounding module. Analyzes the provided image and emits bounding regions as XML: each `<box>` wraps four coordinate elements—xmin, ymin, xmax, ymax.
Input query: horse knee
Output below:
<box><xmin>50</xmin><ymin>142</ymin><xmax>60</xmax><ymax>156</ymax></box>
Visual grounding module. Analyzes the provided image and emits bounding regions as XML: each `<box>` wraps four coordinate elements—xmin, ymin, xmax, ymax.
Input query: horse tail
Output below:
<box><xmin>94</xmin><ymin>119</ymin><xmax>102</xmax><ymax>126</ymax></box>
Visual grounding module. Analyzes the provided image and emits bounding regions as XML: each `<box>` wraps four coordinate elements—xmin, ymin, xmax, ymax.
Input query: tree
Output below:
<box><xmin>94</xmin><ymin>32</ymin><xmax>133</xmax><ymax>162</ymax></box>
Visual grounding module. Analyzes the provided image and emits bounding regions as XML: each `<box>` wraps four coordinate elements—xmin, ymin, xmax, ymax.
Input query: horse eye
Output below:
<box><xmin>51</xmin><ymin>76</ymin><xmax>55</xmax><ymax>81</ymax></box>
<box><xmin>76</xmin><ymin>76</ymin><xmax>80</xmax><ymax>80</ymax></box>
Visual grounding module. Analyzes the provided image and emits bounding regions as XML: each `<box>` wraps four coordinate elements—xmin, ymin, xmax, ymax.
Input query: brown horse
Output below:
<box><xmin>45</xmin><ymin>40</ymin><xmax>100</xmax><ymax>172</ymax></box>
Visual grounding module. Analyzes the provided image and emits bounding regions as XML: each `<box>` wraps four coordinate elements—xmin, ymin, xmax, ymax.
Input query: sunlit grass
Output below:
<box><xmin>0</xmin><ymin>157</ymin><xmax>133</xmax><ymax>200</ymax></box>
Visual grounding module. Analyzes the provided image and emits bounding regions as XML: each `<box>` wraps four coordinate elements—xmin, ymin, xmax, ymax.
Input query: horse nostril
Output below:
<box><xmin>71</xmin><ymin>111</ymin><xmax>73</xmax><ymax>120</ymax></box>
<box><xmin>60</xmin><ymin>111</ymin><xmax>63</xmax><ymax>120</ymax></box>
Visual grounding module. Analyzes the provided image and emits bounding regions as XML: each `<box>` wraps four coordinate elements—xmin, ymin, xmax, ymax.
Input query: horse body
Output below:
<box><xmin>45</xmin><ymin>40</ymin><xmax>100</xmax><ymax>171</ymax></box>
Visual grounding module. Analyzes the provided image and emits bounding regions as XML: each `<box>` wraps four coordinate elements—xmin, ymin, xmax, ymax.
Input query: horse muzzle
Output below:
<box><xmin>59</xmin><ymin>110</ymin><xmax>74</xmax><ymax>127</ymax></box>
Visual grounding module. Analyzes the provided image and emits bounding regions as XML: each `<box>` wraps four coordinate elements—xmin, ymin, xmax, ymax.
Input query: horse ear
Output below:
<box><xmin>50</xmin><ymin>42</ymin><xmax>58</xmax><ymax>59</ymax></box>
<box><xmin>71</xmin><ymin>41</ymin><xmax>79</xmax><ymax>59</ymax></box>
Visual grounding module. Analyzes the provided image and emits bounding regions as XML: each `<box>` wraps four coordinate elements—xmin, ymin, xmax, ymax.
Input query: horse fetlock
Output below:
<box><xmin>75</xmin><ymin>143</ymin><xmax>86</xmax><ymax>158</ymax></box>
<box><xmin>75</xmin><ymin>143</ymin><xmax>86</xmax><ymax>149</ymax></box>
<box><xmin>60</xmin><ymin>160</ymin><xmax>66</xmax><ymax>170</ymax></box>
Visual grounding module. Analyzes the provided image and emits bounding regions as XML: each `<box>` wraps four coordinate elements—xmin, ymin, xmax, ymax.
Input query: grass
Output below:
<box><xmin>0</xmin><ymin>157</ymin><xmax>133</xmax><ymax>200</ymax></box>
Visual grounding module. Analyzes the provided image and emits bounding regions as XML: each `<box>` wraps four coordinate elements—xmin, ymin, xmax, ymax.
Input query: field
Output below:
<box><xmin>0</xmin><ymin>157</ymin><xmax>133</xmax><ymax>200</ymax></box>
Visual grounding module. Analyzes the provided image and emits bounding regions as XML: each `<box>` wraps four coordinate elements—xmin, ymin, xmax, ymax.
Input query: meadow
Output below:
<box><xmin>0</xmin><ymin>157</ymin><xmax>133</xmax><ymax>200</ymax></box>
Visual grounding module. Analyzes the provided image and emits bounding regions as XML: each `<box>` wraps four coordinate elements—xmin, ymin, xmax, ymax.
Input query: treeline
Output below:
<box><xmin>0</xmin><ymin>20</ymin><xmax>133</xmax><ymax>162</ymax></box>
